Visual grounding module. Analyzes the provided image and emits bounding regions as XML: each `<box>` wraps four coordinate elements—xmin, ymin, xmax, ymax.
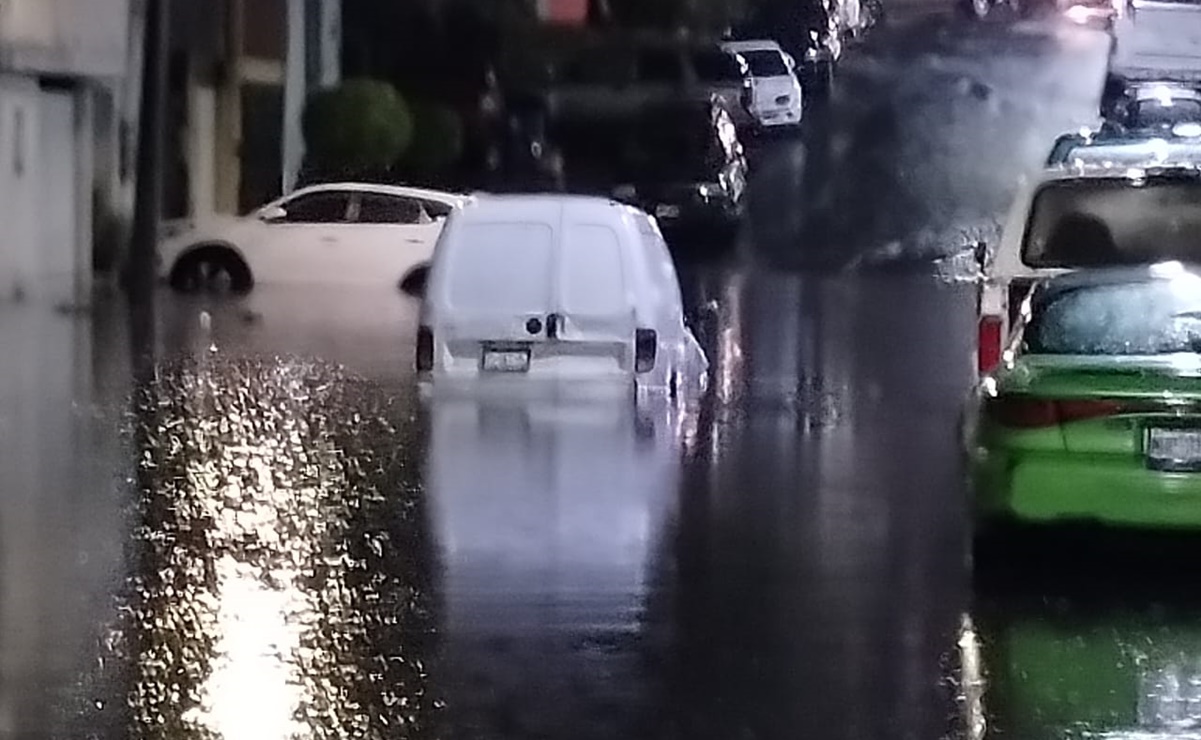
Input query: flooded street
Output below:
<box><xmin>3</xmin><ymin>14</ymin><xmax>1186</xmax><ymax>740</ymax></box>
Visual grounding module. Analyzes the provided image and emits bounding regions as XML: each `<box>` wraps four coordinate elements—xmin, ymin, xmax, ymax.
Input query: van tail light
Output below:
<box><xmin>635</xmin><ymin>329</ymin><xmax>657</xmax><ymax>373</ymax></box>
<box><xmin>416</xmin><ymin>325</ymin><xmax>434</xmax><ymax>372</ymax></box>
<box><xmin>740</xmin><ymin>78</ymin><xmax>753</xmax><ymax>112</ymax></box>
<box><xmin>978</xmin><ymin>315</ymin><xmax>1003</xmax><ymax>375</ymax></box>
<box><xmin>985</xmin><ymin>397</ymin><xmax>1130</xmax><ymax>429</ymax></box>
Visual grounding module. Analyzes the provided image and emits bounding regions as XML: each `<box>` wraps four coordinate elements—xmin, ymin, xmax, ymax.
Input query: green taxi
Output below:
<box><xmin>969</xmin><ymin>262</ymin><xmax>1201</xmax><ymax>550</ymax></box>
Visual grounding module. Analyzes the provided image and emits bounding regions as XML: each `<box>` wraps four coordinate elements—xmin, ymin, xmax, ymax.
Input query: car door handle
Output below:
<box><xmin>320</xmin><ymin>236</ymin><xmax>338</xmax><ymax>244</ymax></box>
<box><xmin>405</xmin><ymin>238</ymin><xmax>423</xmax><ymax>244</ymax></box>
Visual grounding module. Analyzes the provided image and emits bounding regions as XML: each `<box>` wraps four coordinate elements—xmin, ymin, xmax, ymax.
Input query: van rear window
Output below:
<box><xmin>561</xmin><ymin>225</ymin><xmax>627</xmax><ymax>315</ymax></box>
<box><xmin>448</xmin><ymin>222</ymin><xmax>554</xmax><ymax>313</ymax></box>
<box><xmin>1022</xmin><ymin>177</ymin><xmax>1201</xmax><ymax>268</ymax></box>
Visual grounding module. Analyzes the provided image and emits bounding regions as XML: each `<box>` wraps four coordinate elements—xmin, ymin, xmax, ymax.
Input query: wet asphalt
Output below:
<box><xmin>3</xmin><ymin>13</ymin><xmax>1195</xmax><ymax>740</ymax></box>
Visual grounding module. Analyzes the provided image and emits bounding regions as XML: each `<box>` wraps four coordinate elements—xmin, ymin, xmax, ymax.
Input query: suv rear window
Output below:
<box><xmin>1028</xmin><ymin>277</ymin><xmax>1201</xmax><ymax>355</ymax></box>
<box><xmin>1022</xmin><ymin>177</ymin><xmax>1201</xmax><ymax>268</ymax></box>
<box><xmin>740</xmin><ymin>49</ymin><xmax>790</xmax><ymax>78</ymax></box>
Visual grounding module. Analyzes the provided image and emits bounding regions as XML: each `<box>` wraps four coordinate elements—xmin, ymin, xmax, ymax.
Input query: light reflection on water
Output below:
<box><xmin>422</xmin><ymin>392</ymin><xmax>685</xmax><ymax>739</ymax></box>
<box><xmin>108</xmin><ymin>356</ymin><xmax>439</xmax><ymax>739</ymax></box>
<box><xmin>976</xmin><ymin>596</ymin><xmax>1201</xmax><ymax>740</ymax></box>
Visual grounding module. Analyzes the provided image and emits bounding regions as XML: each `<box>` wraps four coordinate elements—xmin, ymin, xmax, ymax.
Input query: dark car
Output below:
<box><xmin>1108</xmin><ymin>82</ymin><xmax>1201</xmax><ymax>131</ymax></box>
<box><xmin>1101</xmin><ymin>74</ymin><xmax>1201</xmax><ymax>120</ymax></box>
<box><xmin>608</xmin><ymin>97</ymin><xmax>749</xmax><ymax>239</ymax></box>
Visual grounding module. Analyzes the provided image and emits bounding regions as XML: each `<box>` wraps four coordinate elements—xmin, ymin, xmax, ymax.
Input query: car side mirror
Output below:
<box><xmin>259</xmin><ymin>205</ymin><xmax>287</xmax><ymax>222</ymax></box>
<box><xmin>784</xmin><ymin>53</ymin><xmax>797</xmax><ymax>70</ymax></box>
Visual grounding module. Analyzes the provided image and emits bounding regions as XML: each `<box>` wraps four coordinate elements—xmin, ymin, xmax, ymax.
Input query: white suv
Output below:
<box><xmin>721</xmin><ymin>40</ymin><xmax>805</xmax><ymax>132</ymax></box>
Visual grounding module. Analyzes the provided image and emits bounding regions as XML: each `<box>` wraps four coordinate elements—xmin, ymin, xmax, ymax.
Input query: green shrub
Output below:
<box><xmin>302</xmin><ymin>78</ymin><xmax>413</xmax><ymax>177</ymax></box>
<box><xmin>404</xmin><ymin>101</ymin><xmax>465</xmax><ymax>174</ymax></box>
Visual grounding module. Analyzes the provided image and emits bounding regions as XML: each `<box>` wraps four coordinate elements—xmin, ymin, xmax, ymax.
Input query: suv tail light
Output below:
<box><xmin>635</xmin><ymin>329</ymin><xmax>657</xmax><ymax>373</ymax></box>
<box><xmin>416</xmin><ymin>325</ymin><xmax>434</xmax><ymax>372</ymax></box>
<box><xmin>978</xmin><ymin>315</ymin><xmax>1003</xmax><ymax>375</ymax></box>
<box><xmin>986</xmin><ymin>397</ymin><xmax>1129</xmax><ymax>429</ymax></box>
<box><xmin>740</xmin><ymin>79</ymin><xmax>753</xmax><ymax>112</ymax></box>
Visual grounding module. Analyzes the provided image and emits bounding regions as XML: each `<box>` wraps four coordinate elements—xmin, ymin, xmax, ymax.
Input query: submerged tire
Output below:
<box><xmin>169</xmin><ymin>245</ymin><xmax>254</xmax><ymax>295</ymax></box>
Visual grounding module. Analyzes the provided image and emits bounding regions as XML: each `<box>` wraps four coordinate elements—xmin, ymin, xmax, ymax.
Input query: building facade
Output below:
<box><xmin>0</xmin><ymin>0</ymin><xmax>133</xmax><ymax>306</ymax></box>
<box><xmin>165</xmin><ymin>0</ymin><xmax>340</xmax><ymax>221</ymax></box>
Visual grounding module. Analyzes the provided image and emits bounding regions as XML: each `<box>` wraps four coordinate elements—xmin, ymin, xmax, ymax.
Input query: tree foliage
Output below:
<box><xmin>302</xmin><ymin>78</ymin><xmax>414</xmax><ymax>176</ymax></box>
<box><xmin>404</xmin><ymin>101</ymin><xmax>465</xmax><ymax>174</ymax></box>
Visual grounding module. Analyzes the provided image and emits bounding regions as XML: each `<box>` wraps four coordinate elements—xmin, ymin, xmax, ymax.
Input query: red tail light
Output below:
<box><xmin>978</xmin><ymin>315</ymin><xmax>1003</xmax><ymax>375</ymax></box>
<box><xmin>635</xmin><ymin>328</ymin><xmax>657</xmax><ymax>373</ymax></box>
<box><xmin>416</xmin><ymin>325</ymin><xmax>434</xmax><ymax>372</ymax></box>
<box><xmin>986</xmin><ymin>397</ymin><xmax>1129</xmax><ymax>428</ymax></box>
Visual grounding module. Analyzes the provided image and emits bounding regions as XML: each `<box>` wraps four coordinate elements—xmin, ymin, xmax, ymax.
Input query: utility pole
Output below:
<box><xmin>127</xmin><ymin>0</ymin><xmax>170</xmax><ymax>307</ymax></box>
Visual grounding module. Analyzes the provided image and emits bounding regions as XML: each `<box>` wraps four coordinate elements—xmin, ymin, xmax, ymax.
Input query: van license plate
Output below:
<box><xmin>1147</xmin><ymin>428</ymin><xmax>1201</xmax><ymax>471</ymax></box>
<box><xmin>482</xmin><ymin>348</ymin><xmax>530</xmax><ymax>373</ymax></box>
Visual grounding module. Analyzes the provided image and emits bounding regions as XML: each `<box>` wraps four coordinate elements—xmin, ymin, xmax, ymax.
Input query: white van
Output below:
<box><xmin>416</xmin><ymin>194</ymin><xmax>709</xmax><ymax>395</ymax></box>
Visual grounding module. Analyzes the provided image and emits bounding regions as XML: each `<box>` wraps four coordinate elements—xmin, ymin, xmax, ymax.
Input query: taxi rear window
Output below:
<box><xmin>1022</xmin><ymin>177</ymin><xmax>1201</xmax><ymax>268</ymax></box>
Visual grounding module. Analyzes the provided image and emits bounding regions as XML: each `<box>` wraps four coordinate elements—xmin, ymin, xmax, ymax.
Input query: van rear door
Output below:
<box><xmin>543</xmin><ymin>222</ymin><xmax>638</xmax><ymax>379</ymax></box>
<box><xmin>438</xmin><ymin>221</ymin><xmax>556</xmax><ymax>374</ymax></box>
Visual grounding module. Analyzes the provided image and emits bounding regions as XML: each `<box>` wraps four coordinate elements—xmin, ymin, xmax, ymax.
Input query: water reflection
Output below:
<box><xmin>111</xmin><ymin>356</ymin><xmax>440</xmax><ymax>738</ymax></box>
<box><xmin>424</xmin><ymin>393</ymin><xmax>685</xmax><ymax>739</ymax></box>
<box><xmin>648</xmin><ymin>271</ymin><xmax>973</xmax><ymax>740</ymax></box>
<box><xmin>0</xmin><ymin>301</ymin><xmax>129</xmax><ymax>738</ymax></box>
<box><xmin>979</xmin><ymin>591</ymin><xmax>1201</xmax><ymax>740</ymax></box>
<box><xmin>157</xmin><ymin>287</ymin><xmax>423</xmax><ymax>383</ymax></box>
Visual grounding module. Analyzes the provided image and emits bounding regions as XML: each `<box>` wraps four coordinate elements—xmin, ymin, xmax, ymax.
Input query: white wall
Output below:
<box><xmin>0</xmin><ymin>0</ymin><xmax>131</xmax><ymax>78</ymax></box>
<box><xmin>188</xmin><ymin>84</ymin><xmax>218</xmax><ymax>217</ymax></box>
<box><xmin>316</xmin><ymin>0</ymin><xmax>341</xmax><ymax>87</ymax></box>
<box><xmin>0</xmin><ymin>75</ymin><xmax>41</xmax><ymax>301</ymax></box>
<box><xmin>0</xmin><ymin>75</ymin><xmax>94</xmax><ymax>306</ymax></box>
<box><xmin>39</xmin><ymin>90</ymin><xmax>78</xmax><ymax>287</ymax></box>
<box><xmin>281</xmin><ymin>0</ymin><xmax>342</xmax><ymax>195</ymax></box>
<box><xmin>282</xmin><ymin>0</ymin><xmax>307</xmax><ymax>195</ymax></box>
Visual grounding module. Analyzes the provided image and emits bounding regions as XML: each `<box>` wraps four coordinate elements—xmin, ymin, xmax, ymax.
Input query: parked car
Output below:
<box><xmin>159</xmin><ymin>183</ymin><xmax>466</xmax><ymax>295</ymax></box>
<box><xmin>1103</xmin><ymin>82</ymin><xmax>1201</xmax><ymax>131</ymax></box>
<box><xmin>721</xmin><ymin>40</ymin><xmax>805</xmax><ymax>131</ymax></box>
<box><xmin>607</xmin><ymin>97</ymin><xmax>749</xmax><ymax>239</ymax></box>
<box><xmin>416</xmin><ymin>194</ymin><xmax>709</xmax><ymax>396</ymax></box>
<box><xmin>542</xmin><ymin>38</ymin><xmax>755</xmax><ymax>130</ymax></box>
<box><xmin>733</xmin><ymin>0</ymin><xmax>842</xmax><ymax>96</ymax></box>
<box><xmin>976</xmin><ymin>164</ymin><xmax>1201</xmax><ymax>377</ymax></box>
<box><xmin>968</xmin><ymin>263</ymin><xmax>1201</xmax><ymax>560</ymax></box>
